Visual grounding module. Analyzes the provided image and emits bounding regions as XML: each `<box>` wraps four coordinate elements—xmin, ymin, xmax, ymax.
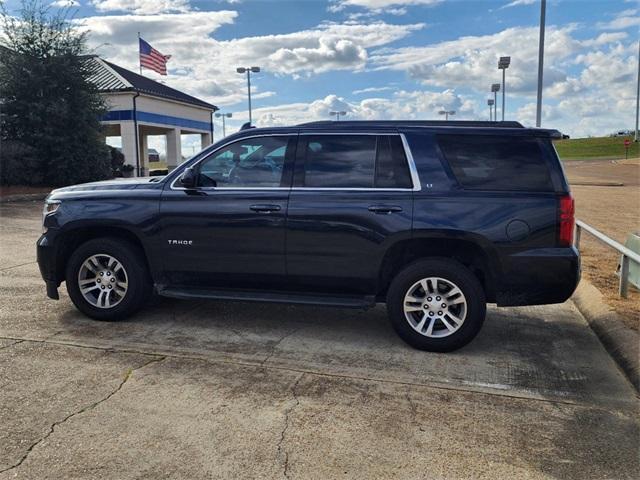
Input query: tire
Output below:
<box><xmin>387</xmin><ymin>258</ymin><xmax>486</xmax><ymax>352</ymax></box>
<box><xmin>65</xmin><ymin>238</ymin><xmax>152</xmax><ymax>321</ymax></box>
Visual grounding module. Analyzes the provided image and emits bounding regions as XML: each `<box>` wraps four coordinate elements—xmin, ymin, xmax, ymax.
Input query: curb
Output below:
<box><xmin>572</xmin><ymin>279</ymin><xmax>639</xmax><ymax>391</ymax></box>
<box><xmin>0</xmin><ymin>193</ymin><xmax>48</xmax><ymax>203</ymax></box>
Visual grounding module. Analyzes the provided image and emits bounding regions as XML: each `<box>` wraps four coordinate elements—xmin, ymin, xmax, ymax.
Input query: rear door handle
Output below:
<box><xmin>250</xmin><ymin>204</ymin><xmax>281</xmax><ymax>213</ymax></box>
<box><xmin>368</xmin><ymin>205</ymin><xmax>403</xmax><ymax>214</ymax></box>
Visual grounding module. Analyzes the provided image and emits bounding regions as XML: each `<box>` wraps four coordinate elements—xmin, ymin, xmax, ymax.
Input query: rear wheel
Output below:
<box><xmin>65</xmin><ymin>238</ymin><xmax>151</xmax><ymax>321</ymax></box>
<box><xmin>387</xmin><ymin>258</ymin><xmax>486</xmax><ymax>352</ymax></box>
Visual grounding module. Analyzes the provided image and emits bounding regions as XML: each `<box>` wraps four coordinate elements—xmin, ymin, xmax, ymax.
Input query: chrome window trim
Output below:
<box><xmin>169</xmin><ymin>132</ymin><xmax>421</xmax><ymax>192</ymax></box>
<box><xmin>400</xmin><ymin>133</ymin><xmax>422</xmax><ymax>192</ymax></box>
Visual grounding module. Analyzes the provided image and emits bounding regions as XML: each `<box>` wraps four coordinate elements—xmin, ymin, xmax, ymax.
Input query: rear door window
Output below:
<box><xmin>302</xmin><ymin>135</ymin><xmax>376</xmax><ymax>188</ymax></box>
<box><xmin>299</xmin><ymin>134</ymin><xmax>412</xmax><ymax>189</ymax></box>
<box><xmin>437</xmin><ymin>135</ymin><xmax>553</xmax><ymax>191</ymax></box>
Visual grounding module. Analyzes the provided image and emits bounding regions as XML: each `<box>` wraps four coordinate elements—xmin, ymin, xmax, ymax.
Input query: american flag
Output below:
<box><xmin>139</xmin><ymin>37</ymin><xmax>171</xmax><ymax>75</ymax></box>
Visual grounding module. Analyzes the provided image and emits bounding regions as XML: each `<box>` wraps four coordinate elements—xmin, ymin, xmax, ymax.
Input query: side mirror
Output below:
<box><xmin>180</xmin><ymin>167</ymin><xmax>197</xmax><ymax>189</ymax></box>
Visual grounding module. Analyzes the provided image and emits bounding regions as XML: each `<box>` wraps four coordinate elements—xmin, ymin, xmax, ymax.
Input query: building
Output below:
<box><xmin>87</xmin><ymin>56</ymin><xmax>218</xmax><ymax>176</ymax></box>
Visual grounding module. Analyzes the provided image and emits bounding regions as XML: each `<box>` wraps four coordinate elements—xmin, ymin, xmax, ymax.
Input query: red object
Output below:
<box><xmin>624</xmin><ymin>139</ymin><xmax>631</xmax><ymax>147</ymax></box>
<box><xmin>139</xmin><ymin>37</ymin><xmax>171</xmax><ymax>75</ymax></box>
<box><xmin>558</xmin><ymin>194</ymin><xmax>575</xmax><ymax>247</ymax></box>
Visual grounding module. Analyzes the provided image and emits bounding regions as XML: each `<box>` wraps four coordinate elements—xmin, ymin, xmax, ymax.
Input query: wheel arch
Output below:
<box><xmin>377</xmin><ymin>233</ymin><xmax>498</xmax><ymax>302</ymax></box>
<box><xmin>55</xmin><ymin>225</ymin><xmax>153</xmax><ymax>283</ymax></box>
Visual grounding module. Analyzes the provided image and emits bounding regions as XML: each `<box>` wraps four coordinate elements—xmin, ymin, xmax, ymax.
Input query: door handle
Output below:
<box><xmin>368</xmin><ymin>205</ymin><xmax>403</xmax><ymax>214</ymax></box>
<box><xmin>250</xmin><ymin>204</ymin><xmax>281</xmax><ymax>213</ymax></box>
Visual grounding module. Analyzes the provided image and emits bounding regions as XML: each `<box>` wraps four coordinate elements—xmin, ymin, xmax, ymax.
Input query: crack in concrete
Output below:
<box><xmin>276</xmin><ymin>373</ymin><xmax>304</xmax><ymax>480</ymax></box>
<box><xmin>261</xmin><ymin>327</ymin><xmax>303</xmax><ymax>367</ymax></box>
<box><xmin>0</xmin><ymin>355</ymin><xmax>165</xmax><ymax>475</ymax></box>
<box><xmin>0</xmin><ymin>261</ymin><xmax>37</xmax><ymax>272</ymax></box>
<box><xmin>405</xmin><ymin>388</ymin><xmax>420</xmax><ymax>428</ymax></box>
<box><xmin>0</xmin><ymin>339</ymin><xmax>24</xmax><ymax>351</ymax></box>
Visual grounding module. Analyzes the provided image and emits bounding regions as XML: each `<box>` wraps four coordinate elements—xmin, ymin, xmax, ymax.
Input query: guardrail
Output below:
<box><xmin>574</xmin><ymin>219</ymin><xmax>640</xmax><ymax>298</ymax></box>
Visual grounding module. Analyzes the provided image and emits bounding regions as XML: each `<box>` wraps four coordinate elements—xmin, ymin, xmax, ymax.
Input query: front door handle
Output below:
<box><xmin>368</xmin><ymin>205</ymin><xmax>403</xmax><ymax>214</ymax></box>
<box><xmin>250</xmin><ymin>204</ymin><xmax>281</xmax><ymax>213</ymax></box>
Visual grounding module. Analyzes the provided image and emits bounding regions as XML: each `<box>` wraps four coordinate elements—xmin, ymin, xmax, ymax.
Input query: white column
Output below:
<box><xmin>166</xmin><ymin>128</ymin><xmax>182</xmax><ymax>171</ymax></box>
<box><xmin>200</xmin><ymin>132</ymin><xmax>212</xmax><ymax>149</ymax></box>
<box><xmin>120</xmin><ymin>121</ymin><xmax>138</xmax><ymax>174</ymax></box>
<box><xmin>139</xmin><ymin>132</ymin><xmax>148</xmax><ymax>176</ymax></box>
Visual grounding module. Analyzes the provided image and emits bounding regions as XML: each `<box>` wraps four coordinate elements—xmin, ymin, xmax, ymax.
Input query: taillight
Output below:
<box><xmin>558</xmin><ymin>194</ymin><xmax>575</xmax><ymax>247</ymax></box>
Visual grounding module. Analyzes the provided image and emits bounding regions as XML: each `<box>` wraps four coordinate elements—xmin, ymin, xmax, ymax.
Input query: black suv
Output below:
<box><xmin>37</xmin><ymin>121</ymin><xmax>579</xmax><ymax>352</ymax></box>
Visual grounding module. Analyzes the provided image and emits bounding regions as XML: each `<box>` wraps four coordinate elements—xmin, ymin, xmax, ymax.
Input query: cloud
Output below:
<box><xmin>329</xmin><ymin>0</ymin><xmax>441</xmax><ymax>14</ymax></box>
<box><xmin>372</xmin><ymin>25</ymin><xmax>581</xmax><ymax>95</ymax></box>
<box><xmin>499</xmin><ymin>0</ymin><xmax>536</xmax><ymax>9</ymax></box>
<box><xmin>80</xmin><ymin>12</ymin><xmax>423</xmax><ymax>107</ymax></box>
<box><xmin>91</xmin><ymin>0</ymin><xmax>191</xmax><ymax>15</ymax></box>
<box><xmin>51</xmin><ymin>0</ymin><xmax>80</xmax><ymax>7</ymax></box>
<box><xmin>352</xmin><ymin>86</ymin><xmax>394</xmax><ymax>94</ymax></box>
<box><xmin>597</xmin><ymin>8</ymin><xmax>640</xmax><ymax>30</ymax></box>
<box><xmin>251</xmin><ymin>89</ymin><xmax>479</xmax><ymax>129</ymax></box>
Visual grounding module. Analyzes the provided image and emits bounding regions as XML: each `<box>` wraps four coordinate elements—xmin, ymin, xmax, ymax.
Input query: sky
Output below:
<box><xmin>7</xmin><ymin>0</ymin><xmax>640</xmax><ymax>152</ymax></box>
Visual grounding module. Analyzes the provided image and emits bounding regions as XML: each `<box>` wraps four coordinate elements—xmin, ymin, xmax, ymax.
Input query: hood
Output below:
<box><xmin>51</xmin><ymin>177</ymin><xmax>166</xmax><ymax>194</ymax></box>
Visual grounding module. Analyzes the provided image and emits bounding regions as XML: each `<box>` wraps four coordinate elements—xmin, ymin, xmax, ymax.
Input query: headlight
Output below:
<box><xmin>42</xmin><ymin>200</ymin><xmax>61</xmax><ymax>233</ymax></box>
<box><xmin>43</xmin><ymin>200</ymin><xmax>61</xmax><ymax>216</ymax></box>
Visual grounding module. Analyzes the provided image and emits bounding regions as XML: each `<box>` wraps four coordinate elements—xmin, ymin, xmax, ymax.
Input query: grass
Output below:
<box><xmin>554</xmin><ymin>136</ymin><xmax>639</xmax><ymax>161</ymax></box>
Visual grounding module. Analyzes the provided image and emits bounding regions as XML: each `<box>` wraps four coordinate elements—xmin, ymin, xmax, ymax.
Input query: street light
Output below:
<box><xmin>438</xmin><ymin>110</ymin><xmax>455</xmax><ymax>121</ymax></box>
<box><xmin>215</xmin><ymin>112</ymin><xmax>232</xmax><ymax>138</ymax></box>
<box><xmin>487</xmin><ymin>99</ymin><xmax>495</xmax><ymax>122</ymax></box>
<box><xmin>635</xmin><ymin>38</ymin><xmax>639</xmax><ymax>142</ymax></box>
<box><xmin>498</xmin><ymin>56</ymin><xmax>511</xmax><ymax>121</ymax></box>
<box><xmin>330</xmin><ymin>111</ymin><xmax>347</xmax><ymax>121</ymax></box>
<box><xmin>536</xmin><ymin>0</ymin><xmax>547</xmax><ymax>128</ymax></box>
<box><xmin>236</xmin><ymin>66</ymin><xmax>260</xmax><ymax>125</ymax></box>
<box><xmin>491</xmin><ymin>83</ymin><xmax>500</xmax><ymax>121</ymax></box>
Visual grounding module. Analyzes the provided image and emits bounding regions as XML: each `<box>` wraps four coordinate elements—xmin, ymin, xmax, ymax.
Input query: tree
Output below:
<box><xmin>0</xmin><ymin>0</ymin><xmax>111</xmax><ymax>186</ymax></box>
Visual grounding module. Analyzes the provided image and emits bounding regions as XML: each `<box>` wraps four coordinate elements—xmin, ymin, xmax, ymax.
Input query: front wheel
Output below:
<box><xmin>65</xmin><ymin>238</ymin><xmax>152</xmax><ymax>321</ymax></box>
<box><xmin>387</xmin><ymin>258</ymin><xmax>486</xmax><ymax>352</ymax></box>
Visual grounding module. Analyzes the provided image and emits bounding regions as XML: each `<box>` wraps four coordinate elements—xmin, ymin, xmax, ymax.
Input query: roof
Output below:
<box><xmin>85</xmin><ymin>56</ymin><xmax>217</xmax><ymax>111</ymax></box>
<box><xmin>298</xmin><ymin>120</ymin><xmax>525</xmax><ymax>128</ymax></box>
<box><xmin>293</xmin><ymin>120</ymin><xmax>562</xmax><ymax>138</ymax></box>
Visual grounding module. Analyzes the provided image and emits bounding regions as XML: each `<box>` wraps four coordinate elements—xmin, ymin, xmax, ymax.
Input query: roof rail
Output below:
<box><xmin>297</xmin><ymin>120</ymin><xmax>524</xmax><ymax>128</ymax></box>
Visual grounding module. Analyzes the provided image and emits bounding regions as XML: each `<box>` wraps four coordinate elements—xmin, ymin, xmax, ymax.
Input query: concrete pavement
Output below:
<box><xmin>1</xmin><ymin>201</ymin><xmax>638</xmax><ymax>479</ymax></box>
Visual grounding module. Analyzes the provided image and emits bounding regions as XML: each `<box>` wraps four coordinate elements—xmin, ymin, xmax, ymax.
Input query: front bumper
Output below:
<box><xmin>37</xmin><ymin>231</ymin><xmax>61</xmax><ymax>299</ymax></box>
<box><xmin>496</xmin><ymin>246</ymin><xmax>581</xmax><ymax>306</ymax></box>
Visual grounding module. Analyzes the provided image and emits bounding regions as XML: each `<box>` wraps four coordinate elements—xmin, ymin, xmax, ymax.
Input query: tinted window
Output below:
<box><xmin>375</xmin><ymin>135</ymin><xmax>412</xmax><ymax>188</ymax></box>
<box><xmin>437</xmin><ymin>135</ymin><xmax>553</xmax><ymax>191</ymax></box>
<box><xmin>303</xmin><ymin>135</ymin><xmax>376</xmax><ymax>188</ymax></box>
<box><xmin>197</xmin><ymin>136</ymin><xmax>288</xmax><ymax>188</ymax></box>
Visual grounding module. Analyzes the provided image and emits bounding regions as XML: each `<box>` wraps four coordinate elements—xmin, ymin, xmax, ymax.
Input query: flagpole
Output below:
<box><xmin>138</xmin><ymin>32</ymin><xmax>142</xmax><ymax>75</ymax></box>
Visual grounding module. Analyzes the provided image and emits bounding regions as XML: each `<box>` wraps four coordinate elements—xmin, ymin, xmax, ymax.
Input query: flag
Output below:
<box><xmin>139</xmin><ymin>37</ymin><xmax>171</xmax><ymax>75</ymax></box>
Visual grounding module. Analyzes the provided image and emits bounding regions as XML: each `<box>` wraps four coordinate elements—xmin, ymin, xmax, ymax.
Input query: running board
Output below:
<box><xmin>157</xmin><ymin>287</ymin><xmax>376</xmax><ymax>309</ymax></box>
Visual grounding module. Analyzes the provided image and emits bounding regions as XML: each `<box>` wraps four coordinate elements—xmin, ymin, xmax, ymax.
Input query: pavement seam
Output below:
<box><xmin>276</xmin><ymin>373</ymin><xmax>304</xmax><ymax>480</ymax></box>
<box><xmin>0</xmin><ymin>355</ymin><xmax>165</xmax><ymax>475</ymax></box>
<box><xmin>1</xmin><ymin>334</ymin><xmax>637</xmax><ymax>412</ymax></box>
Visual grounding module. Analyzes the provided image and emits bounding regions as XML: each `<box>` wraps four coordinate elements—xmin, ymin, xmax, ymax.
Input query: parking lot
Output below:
<box><xmin>1</xmin><ymin>201</ymin><xmax>638</xmax><ymax>479</ymax></box>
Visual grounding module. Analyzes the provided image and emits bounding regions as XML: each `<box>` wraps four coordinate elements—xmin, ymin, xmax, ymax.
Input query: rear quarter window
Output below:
<box><xmin>437</xmin><ymin>135</ymin><xmax>554</xmax><ymax>192</ymax></box>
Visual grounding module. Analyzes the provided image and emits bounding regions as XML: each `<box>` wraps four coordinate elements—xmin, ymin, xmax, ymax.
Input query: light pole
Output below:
<box><xmin>330</xmin><ymin>110</ymin><xmax>347</xmax><ymax>121</ymax></box>
<box><xmin>236</xmin><ymin>66</ymin><xmax>260</xmax><ymax>125</ymax></box>
<box><xmin>491</xmin><ymin>83</ymin><xmax>500</xmax><ymax>121</ymax></box>
<box><xmin>635</xmin><ymin>38</ymin><xmax>639</xmax><ymax>142</ymax></box>
<box><xmin>487</xmin><ymin>99</ymin><xmax>495</xmax><ymax>122</ymax></box>
<box><xmin>215</xmin><ymin>112</ymin><xmax>232</xmax><ymax>138</ymax></box>
<box><xmin>536</xmin><ymin>0</ymin><xmax>547</xmax><ymax>127</ymax></box>
<box><xmin>438</xmin><ymin>110</ymin><xmax>455</xmax><ymax>121</ymax></box>
<box><xmin>498</xmin><ymin>56</ymin><xmax>511</xmax><ymax>121</ymax></box>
